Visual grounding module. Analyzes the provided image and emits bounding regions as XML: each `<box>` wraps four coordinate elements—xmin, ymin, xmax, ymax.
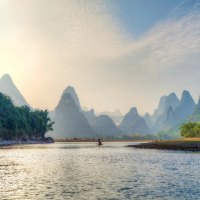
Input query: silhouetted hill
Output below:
<box><xmin>62</xmin><ymin>86</ymin><xmax>80</xmax><ymax>108</ymax></box>
<box><xmin>84</xmin><ymin>109</ymin><xmax>122</xmax><ymax>136</ymax></box>
<box><xmin>52</xmin><ymin>93</ymin><xmax>95</xmax><ymax>138</ymax></box>
<box><xmin>95</xmin><ymin>109</ymin><xmax>123</xmax><ymax>124</ymax></box>
<box><xmin>151</xmin><ymin>92</ymin><xmax>180</xmax><ymax>124</ymax></box>
<box><xmin>0</xmin><ymin>74</ymin><xmax>31</xmax><ymax>107</ymax></box>
<box><xmin>119</xmin><ymin>107</ymin><xmax>150</xmax><ymax>134</ymax></box>
<box><xmin>173</xmin><ymin>90</ymin><xmax>195</xmax><ymax>122</ymax></box>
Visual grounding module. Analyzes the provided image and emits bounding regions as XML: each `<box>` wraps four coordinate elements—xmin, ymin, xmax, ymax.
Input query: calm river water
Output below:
<box><xmin>0</xmin><ymin>142</ymin><xmax>200</xmax><ymax>200</ymax></box>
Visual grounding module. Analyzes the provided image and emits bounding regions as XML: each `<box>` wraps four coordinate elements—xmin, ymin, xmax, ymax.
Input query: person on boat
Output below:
<box><xmin>98</xmin><ymin>138</ymin><xmax>102</xmax><ymax>146</ymax></box>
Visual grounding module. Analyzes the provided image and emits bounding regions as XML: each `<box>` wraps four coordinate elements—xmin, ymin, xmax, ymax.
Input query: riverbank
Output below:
<box><xmin>127</xmin><ymin>138</ymin><xmax>200</xmax><ymax>151</ymax></box>
<box><xmin>55</xmin><ymin>138</ymin><xmax>153</xmax><ymax>143</ymax></box>
<box><xmin>0</xmin><ymin>137</ymin><xmax>54</xmax><ymax>147</ymax></box>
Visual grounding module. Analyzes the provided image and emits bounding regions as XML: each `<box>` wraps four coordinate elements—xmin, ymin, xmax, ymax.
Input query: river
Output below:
<box><xmin>0</xmin><ymin>142</ymin><xmax>199</xmax><ymax>200</ymax></box>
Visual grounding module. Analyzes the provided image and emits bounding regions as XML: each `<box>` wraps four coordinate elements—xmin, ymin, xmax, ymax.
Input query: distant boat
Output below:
<box><xmin>98</xmin><ymin>138</ymin><xmax>102</xmax><ymax>146</ymax></box>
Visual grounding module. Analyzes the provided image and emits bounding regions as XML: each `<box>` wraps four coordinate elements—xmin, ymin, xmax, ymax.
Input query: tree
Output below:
<box><xmin>30</xmin><ymin>110</ymin><xmax>54</xmax><ymax>138</ymax></box>
<box><xmin>0</xmin><ymin>92</ymin><xmax>54</xmax><ymax>140</ymax></box>
<box><xmin>180</xmin><ymin>122</ymin><xmax>200</xmax><ymax>137</ymax></box>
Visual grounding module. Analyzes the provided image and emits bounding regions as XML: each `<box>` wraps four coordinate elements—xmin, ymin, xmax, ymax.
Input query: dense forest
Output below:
<box><xmin>0</xmin><ymin>92</ymin><xmax>54</xmax><ymax>140</ymax></box>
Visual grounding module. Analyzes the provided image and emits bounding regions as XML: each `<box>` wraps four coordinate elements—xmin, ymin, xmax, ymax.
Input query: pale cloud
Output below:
<box><xmin>113</xmin><ymin>11</ymin><xmax>200</xmax><ymax>113</ymax></box>
<box><xmin>0</xmin><ymin>0</ymin><xmax>129</xmax><ymax>110</ymax></box>
<box><xmin>131</xmin><ymin>13</ymin><xmax>200</xmax><ymax>72</ymax></box>
<box><xmin>0</xmin><ymin>0</ymin><xmax>200</xmax><ymax>114</ymax></box>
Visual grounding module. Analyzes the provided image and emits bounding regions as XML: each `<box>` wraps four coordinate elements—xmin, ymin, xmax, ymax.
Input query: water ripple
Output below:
<box><xmin>0</xmin><ymin>142</ymin><xmax>200</xmax><ymax>200</ymax></box>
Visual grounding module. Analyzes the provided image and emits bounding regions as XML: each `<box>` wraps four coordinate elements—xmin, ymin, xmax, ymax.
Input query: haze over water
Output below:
<box><xmin>1</xmin><ymin>142</ymin><xmax>200</xmax><ymax>200</ymax></box>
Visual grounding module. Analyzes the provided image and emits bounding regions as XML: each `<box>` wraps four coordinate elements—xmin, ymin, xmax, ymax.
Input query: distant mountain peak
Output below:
<box><xmin>168</xmin><ymin>92</ymin><xmax>178</xmax><ymax>99</ymax></box>
<box><xmin>56</xmin><ymin>93</ymin><xmax>78</xmax><ymax>113</ymax></box>
<box><xmin>129</xmin><ymin>107</ymin><xmax>138</xmax><ymax>113</ymax></box>
<box><xmin>1</xmin><ymin>74</ymin><xmax>13</xmax><ymax>83</ymax></box>
<box><xmin>61</xmin><ymin>92</ymin><xmax>75</xmax><ymax>103</ymax></box>
<box><xmin>53</xmin><ymin>90</ymin><xmax>95</xmax><ymax>138</ymax></box>
<box><xmin>62</xmin><ymin>86</ymin><xmax>80</xmax><ymax>108</ymax></box>
<box><xmin>90</xmin><ymin>108</ymin><xmax>95</xmax><ymax>114</ymax></box>
<box><xmin>63</xmin><ymin>85</ymin><xmax>75</xmax><ymax>93</ymax></box>
<box><xmin>181</xmin><ymin>90</ymin><xmax>190</xmax><ymax>97</ymax></box>
<box><xmin>0</xmin><ymin>74</ymin><xmax>31</xmax><ymax>107</ymax></box>
<box><xmin>144</xmin><ymin>112</ymin><xmax>150</xmax><ymax>117</ymax></box>
<box><xmin>151</xmin><ymin>92</ymin><xmax>180</xmax><ymax>124</ymax></box>
<box><xmin>89</xmin><ymin>114</ymin><xmax>122</xmax><ymax>136</ymax></box>
<box><xmin>95</xmin><ymin>109</ymin><xmax>123</xmax><ymax>124</ymax></box>
<box><xmin>171</xmin><ymin>90</ymin><xmax>196</xmax><ymax>124</ymax></box>
<box><xmin>119</xmin><ymin>106</ymin><xmax>150</xmax><ymax>134</ymax></box>
<box><xmin>181</xmin><ymin>90</ymin><xmax>195</xmax><ymax>104</ymax></box>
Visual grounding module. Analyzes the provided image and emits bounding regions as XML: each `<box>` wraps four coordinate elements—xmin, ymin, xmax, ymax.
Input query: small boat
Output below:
<box><xmin>98</xmin><ymin>138</ymin><xmax>102</xmax><ymax>146</ymax></box>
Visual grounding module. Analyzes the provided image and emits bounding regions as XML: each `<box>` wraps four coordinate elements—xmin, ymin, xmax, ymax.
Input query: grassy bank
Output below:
<box><xmin>127</xmin><ymin>138</ymin><xmax>200</xmax><ymax>151</ymax></box>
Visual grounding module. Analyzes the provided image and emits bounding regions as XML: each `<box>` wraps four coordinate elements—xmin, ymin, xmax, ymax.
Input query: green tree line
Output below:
<box><xmin>180</xmin><ymin>122</ymin><xmax>200</xmax><ymax>137</ymax></box>
<box><xmin>0</xmin><ymin>93</ymin><xmax>54</xmax><ymax>140</ymax></box>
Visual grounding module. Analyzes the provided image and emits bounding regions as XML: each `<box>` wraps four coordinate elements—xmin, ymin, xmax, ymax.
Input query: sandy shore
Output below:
<box><xmin>127</xmin><ymin>140</ymin><xmax>200</xmax><ymax>151</ymax></box>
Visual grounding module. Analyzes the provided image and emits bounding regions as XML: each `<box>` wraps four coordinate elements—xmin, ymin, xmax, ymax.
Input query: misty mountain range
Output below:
<box><xmin>1</xmin><ymin>74</ymin><xmax>200</xmax><ymax>139</ymax></box>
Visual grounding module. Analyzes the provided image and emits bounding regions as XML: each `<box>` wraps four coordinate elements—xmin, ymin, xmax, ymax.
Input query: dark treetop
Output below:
<box><xmin>0</xmin><ymin>92</ymin><xmax>54</xmax><ymax>140</ymax></box>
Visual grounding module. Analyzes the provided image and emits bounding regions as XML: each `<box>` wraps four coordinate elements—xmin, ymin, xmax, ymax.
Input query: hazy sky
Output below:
<box><xmin>0</xmin><ymin>0</ymin><xmax>200</xmax><ymax>114</ymax></box>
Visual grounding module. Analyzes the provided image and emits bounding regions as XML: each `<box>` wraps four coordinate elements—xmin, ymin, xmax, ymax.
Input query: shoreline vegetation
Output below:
<box><xmin>127</xmin><ymin>138</ymin><xmax>200</xmax><ymax>151</ymax></box>
<box><xmin>0</xmin><ymin>92</ymin><xmax>54</xmax><ymax>145</ymax></box>
<box><xmin>1</xmin><ymin>89</ymin><xmax>200</xmax><ymax>150</ymax></box>
<box><xmin>127</xmin><ymin>122</ymin><xmax>200</xmax><ymax>151</ymax></box>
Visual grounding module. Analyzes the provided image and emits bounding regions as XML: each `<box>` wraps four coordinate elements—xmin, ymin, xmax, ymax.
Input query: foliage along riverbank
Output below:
<box><xmin>127</xmin><ymin>122</ymin><xmax>200</xmax><ymax>151</ymax></box>
<box><xmin>127</xmin><ymin>140</ymin><xmax>200</xmax><ymax>151</ymax></box>
<box><xmin>0</xmin><ymin>93</ymin><xmax>54</xmax><ymax>144</ymax></box>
